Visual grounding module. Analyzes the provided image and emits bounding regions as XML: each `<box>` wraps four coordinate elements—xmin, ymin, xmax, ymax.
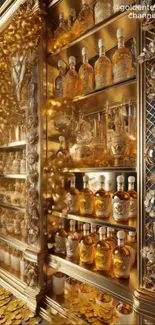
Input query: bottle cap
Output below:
<box><xmin>129</xmin><ymin>231</ymin><xmax>136</xmax><ymax>237</ymax></box>
<box><xmin>83</xmin><ymin>223</ymin><xmax>90</xmax><ymax>231</ymax></box>
<box><xmin>117</xmin><ymin>28</ymin><xmax>124</xmax><ymax>39</ymax></box>
<box><xmin>98</xmin><ymin>39</ymin><xmax>105</xmax><ymax>48</ymax></box>
<box><xmin>59</xmin><ymin>12</ymin><xmax>64</xmax><ymax>20</ymax></box>
<box><xmin>59</xmin><ymin>135</ymin><xmax>65</xmax><ymax>142</ymax></box>
<box><xmin>128</xmin><ymin>176</ymin><xmax>135</xmax><ymax>183</ymax></box>
<box><xmin>83</xmin><ymin>175</ymin><xmax>89</xmax><ymax>183</ymax></box>
<box><xmin>82</xmin><ymin>47</ymin><xmax>88</xmax><ymax>56</ymax></box>
<box><xmin>70</xmin><ymin>219</ymin><xmax>76</xmax><ymax>227</ymax></box>
<box><xmin>99</xmin><ymin>226</ymin><xmax>106</xmax><ymax>235</ymax></box>
<box><xmin>58</xmin><ymin>60</ymin><xmax>65</xmax><ymax>68</ymax></box>
<box><xmin>98</xmin><ymin>175</ymin><xmax>105</xmax><ymax>183</ymax></box>
<box><xmin>117</xmin><ymin>230</ymin><xmax>125</xmax><ymax>240</ymax></box>
<box><xmin>117</xmin><ymin>175</ymin><xmax>124</xmax><ymax>183</ymax></box>
<box><xmin>69</xmin><ymin>56</ymin><xmax>76</xmax><ymax>65</ymax></box>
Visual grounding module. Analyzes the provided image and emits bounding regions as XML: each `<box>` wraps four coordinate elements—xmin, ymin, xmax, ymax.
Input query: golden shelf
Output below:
<box><xmin>63</xmin><ymin>167</ymin><xmax>137</xmax><ymax>173</ymax></box>
<box><xmin>0</xmin><ymin>174</ymin><xmax>26</xmax><ymax>179</ymax></box>
<box><xmin>0</xmin><ymin>264</ymin><xmax>26</xmax><ymax>297</ymax></box>
<box><xmin>0</xmin><ymin>234</ymin><xmax>27</xmax><ymax>252</ymax></box>
<box><xmin>48</xmin><ymin>254</ymin><xmax>137</xmax><ymax>304</ymax></box>
<box><xmin>51</xmin><ymin>210</ymin><xmax>137</xmax><ymax>232</ymax></box>
<box><xmin>0</xmin><ymin>141</ymin><xmax>26</xmax><ymax>150</ymax></box>
<box><xmin>0</xmin><ymin>202</ymin><xmax>26</xmax><ymax>213</ymax></box>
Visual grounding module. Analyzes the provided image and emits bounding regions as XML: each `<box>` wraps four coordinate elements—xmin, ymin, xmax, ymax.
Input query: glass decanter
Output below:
<box><xmin>94</xmin><ymin>38</ymin><xmax>112</xmax><ymax>89</ymax></box>
<box><xmin>125</xmin><ymin>231</ymin><xmax>137</xmax><ymax>268</ymax></box>
<box><xmin>78</xmin><ymin>47</ymin><xmax>94</xmax><ymax>95</ymax></box>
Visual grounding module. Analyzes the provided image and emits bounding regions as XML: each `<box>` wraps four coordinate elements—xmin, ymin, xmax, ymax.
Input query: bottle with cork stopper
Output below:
<box><xmin>95</xmin><ymin>175</ymin><xmax>111</xmax><ymax>218</ymax></box>
<box><xmin>66</xmin><ymin>219</ymin><xmax>80</xmax><ymax>260</ymax></box>
<box><xmin>63</xmin><ymin>56</ymin><xmax>79</xmax><ymax>99</ymax></box>
<box><xmin>79</xmin><ymin>223</ymin><xmax>95</xmax><ymax>264</ymax></box>
<box><xmin>79</xmin><ymin>47</ymin><xmax>94</xmax><ymax>95</ymax></box>
<box><xmin>127</xmin><ymin>176</ymin><xmax>137</xmax><ymax>218</ymax></box>
<box><xmin>112</xmin><ymin>175</ymin><xmax>130</xmax><ymax>222</ymax></box>
<box><xmin>79</xmin><ymin>175</ymin><xmax>94</xmax><ymax>216</ymax></box>
<box><xmin>112</xmin><ymin>230</ymin><xmax>131</xmax><ymax>279</ymax></box>
<box><xmin>95</xmin><ymin>38</ymin><xmax>112</xmax><ymax>89</ymax></box>
<box><xmin>95</xmin><ymin>226</ymin><xmax>112</xmax><ymax>271</ymax></box>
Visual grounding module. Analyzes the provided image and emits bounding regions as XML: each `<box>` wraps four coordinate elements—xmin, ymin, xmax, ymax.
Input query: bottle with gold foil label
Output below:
<box><xmin>127</xmin><ymin>176</ymin><xmax>137</xmax><ymax>218</ymax></box>
<box><xmin>95</xmin><ymin>227</ymin><xmax>112</xmax><ymax>271</ymax></box>
<box><xmin>95</xmin><ymin>175</ymin><xmax>111</xmax><ymax>218</ymax></box>
<box><xmin>79</xmin><ymin>47</ymin><xmax>94</xmax><ymax>95</ymax></box>
<box><xmin>79</xmin><ymin>175</ymin><xmax>94</xmax><ymax>215</ymax></box>
<box><xmin>79</xmin><ymin>223</ymin><xmax>95</xmax><ymax>264</ymax></box>
<box><xmin>112</xmin><ymin>175</ymin><xmax>130</xmax><ymax>222</ymax></box>
<box><xmin>112</xmin><ymin>230</ymin><xmax>131</xmax><ymax>279</ymax></box>
<box><xmin>63</xmin><ymin>56</ymin><xmax>79</xmax><ymax>99</ymax></box>
<box><xmin>95</xmin><ymin>39</ymin><xmax>112</xmax><ymax>89</ymax></box>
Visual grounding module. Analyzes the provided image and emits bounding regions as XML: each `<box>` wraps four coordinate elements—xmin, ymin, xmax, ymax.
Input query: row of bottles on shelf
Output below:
<box><xmin>54</xmin><ymin>28</ymin><xmax>135</xmax><ymax>99</ymax></box>
<box><xmin>0</xmin><ymin>208</ymin><xmax>28</xmax><ymax>241</ymax></box>
<box><xmin>53</xmin><ymin>220</ymin><xmax>136</xmax><ymax>279</ymax></box>
<box><xmin>0</xmin><ymin>122</ymin><xmax>26</xmax><ymax>146</ymax></box>
<box><xmin>0</xmin><ymin>180</ymin><xmax>26</xmax><ymax>207</ymax></box>
<box><xmin>50</xmin><ymin>0</ymin><xmax>133</xmax><ymax>53</ymax></box>
<box><xmin>52</xmin><ymin>274</ymin><xmax>134</xmax><ymax>324</ymax></box>
<box><xmin>0</xmin><ymin>241</ymin><xmax>25</xmax><ymax>276</ymax></box>
<box><xmin>0</xmin><ymin>150</ymin><xmax>26</xmax><ymax>175</ymax></box>
<box><xmin>55</xmin><ymin>174</ymin><xmax>137</xmax><ymax>221</ymax></box>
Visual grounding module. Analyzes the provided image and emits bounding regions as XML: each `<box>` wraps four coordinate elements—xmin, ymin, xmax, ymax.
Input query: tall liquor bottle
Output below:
<box><xmin>125</xmin><ymin>231</ymin><xmax>137</xmax><ymax>268</ymax></box>
<box><xmin>79</xmin><ymin>223</ymin><xmax>95</xmax><ymax>264</ymax></box>
<box><xmin>112</xmin><ymin>28</ymin><xmax>132</xmax><ymax>83</ymax></box>
<box><xmin>112</xmin><ymin>175</ymin><xmax>130</xmax><ymax>222</ymax></box>
<box><xmin>95</xmin><ymin>175</ymin><xmax>111</xmax><ymax>218</ymax></box>
<box><xmin>89</xmin><ymin>223</ymin><xmax>99</xmax><ymax>244</ymax></box>
<box><xmin>54</xmin><ymin>60</ymin><xmax>66</xmax><ymax>98</ymax></box>
<box><xmin>106</xmin><ymin>179</ymin><xmax>113</xmax><ymax>217</ymax></box>
<box><xmin>94</xmin><ymin>0</ymin><xmax>112</xmax><ymax>24</ymax></box>
<box><xmin>79</xmin><ymin>47</ymin><xmax>94</xmax><ymax>95</ymax></box>
<box><xmin>53</xmin><ymin>13</ymin><xmax>68</xmax><ymax>50</ymax></box>
<box><xmin>73</xmin><ymin>0</ymin><xmax>94</xmax><ymax>37</ymax></box>
<box><xmin>55</xmin><ymin>221</ymin><xmax>67</xmax><ymax>255</ymax></box>
<box><xmin>127</xmin><ymin>176</ymin><xmax>137</xmax><ymax>219</ymax></box>
<box><xmin>95</xmin><ymin>226</ymin><xmax>112</xmax><ymax>271</ymax></box>
<box><xmin>63</xmin><ymin>56</ymin><xmax>79</xmax><ymax>99</ymax></box>
<box><xmin>66</xmin><ymin>220</ymin><xmax>79</xmax><ymax>259</ymax></box>
<box><xmin>67</xmin><ymin>175</ymin><xmax>80</xmax><ymax>213</ymax></box>
<box><xmin>106</xmin><ymin>227</ymin><xmax>117</xmax><ymax>250</ymax></box>
<box><xmin>79</xmin><ymin>175</ymin><xmax>94</xmax><ymax>216</ymax></box>
<box><xmin>94</xmin><ymin>39</ymin><xmax>112</xmax><ymax>89</ymax></box>
<box><xmin>77</xmin><ymin>221</ymin><xmax>83</xmax><ymax>240</ymax></box>
<box><xmin>112</xmin><ymin>230</ymin><xmax>131</xmax><ymax>279</ymax></box>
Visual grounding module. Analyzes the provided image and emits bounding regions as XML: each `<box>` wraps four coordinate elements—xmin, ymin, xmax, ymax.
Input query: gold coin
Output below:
<box><xmin>0</xmin><ymin>317</ymin><xmax>6</xmax><ymax>324</ymax></box>
<box><xmin>15</xmin><ymin>314</ymin><xmax>22</xmax><ymax>320</ymax></box>
<box><xmin>32</xmin><ymin>316</ymin><xmax>42</xmax><ymax>324</ymax></box>
<box><xmin>12</xmin><ymin>320</ymin><xmax>21</xmax><ymax>325</ymax></box>
<box><xmin>23</xmin><ymin>315</ymin><xmax>30</xmax><ymax>322</ymax></box>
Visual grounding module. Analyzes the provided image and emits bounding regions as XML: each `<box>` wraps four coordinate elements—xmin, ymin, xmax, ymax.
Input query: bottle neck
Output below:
<box><xmin>60</xmin><ymin>140</ymin><xmax>65</xmax><ymax>149</ymax></box>
<box><xmin>82</xmin><ymin>54</ymin><xmax>88</xmax><ymax>64</ymax></box>
<box><xmin>70</xmin><ymin>225</ymin><xmax>75</xmax><ymax>233</ymax></box>
<box><xmin>70</xmin><ymin>180</ymin><xmax>75</xmax><ymax>188</ymax></box>
<box><xmin>100</xmin><ymin>234</ymin><xmax>106</xmax><ymax>241</ymax></box>
<box><xmin>83</xmin><ymin>181</ymin><xmax>89</xmax><ymax>189</ymax></box>
<box><xmin>70</xmin><ymin>62</ymin><xmax>75</xmax><ymax>70</ymax></box>
<box><xmin>100</xmin><ymin>181</ymin><xmax>105</xmax><ymax>190</ymax></box>
<box><xmin>128</xmin><ymin>183</ymin><xmax>134</xmax><ymax>191</ymax></box>
<box><xmin>99</xmin><ymin>46</ymin><xmax>105</xmax><ymax>57</ymax></box>
<box><xmin>107</xmin><ymin>231</ymin><xmax>112</xmax><ymax>238</ymax></box>
<box><xmin>118</xmin><ymin>36</ymin><xmax>124</xmax><ymax>49</ymax></box>
<box><xmin>118</xmin><ymin>238</ymin><xmax>124</xmax><ymax>246</ymax></box>
<box><xmin>91</xmin><ymin>225</ymin><xmax>96</xmax><ymax>233</ymax></box>
<box><xmin>59</xmin><ymin>66</ymin><xmax>65</xmax><ymax>77</ymax></box>
<box><xmin>84</xmin><ymin>229</ymin><xmax>89</xmax><ymax>236</ymax></box>
<box><xmin>78</xmin><ymin>222</ymin><xmax>83</xmax><ymax>231</ymax></box>
<box><xmin>117</xmin><ymin>182</ymin><xmax>124</xmax><ymax>191</ymax></box>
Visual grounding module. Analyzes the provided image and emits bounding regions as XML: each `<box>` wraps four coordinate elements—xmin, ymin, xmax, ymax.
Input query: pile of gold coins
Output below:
<box><xmin>0</xmin><ymin>288</ymin><xmax>42</xmax><ymax>325</ymax></box>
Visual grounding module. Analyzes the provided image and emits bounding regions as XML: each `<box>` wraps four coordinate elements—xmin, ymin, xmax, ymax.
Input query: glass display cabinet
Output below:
<box><xmin>0</xmin><ymin>0</ymin><xmax>155</xmax><ymax>323</ymax></box>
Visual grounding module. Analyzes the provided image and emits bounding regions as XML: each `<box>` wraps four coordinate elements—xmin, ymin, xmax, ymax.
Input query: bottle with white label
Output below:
<box><xmin>55</xmin><ymin>221</ymin><xmax>67</xmax><ymax>255</ymax></box>
<box><xmin>94</xmin><ymin>0</ymin><xmax>112</xmax><ymax>25</ymax></box>
<box><xmin>67</xmin><ymin>175</ymin><xmax>80</xmax><ymax>213</ymax></box>
<box><xmin>63</xmin><ymin>56</ymin><xmax>79</xmax><ymax>99</ymax></box>
<box><xmin>54</xmin><ymin>60</ymin><xmax>66</xmax><ymax>98</ymax></box>
<box><xmin>112</xmin><ymin>28</ymin><xmax>132</xmax><ymax>83</ymax></box>
<box><xmin>127</xmin><ymin>176</ymin><xmax>137</xmax><ymax>218</ymax></box>
<box><xmin>95</xmin><ymin>226</ymin><xmax>112</xmax><ymax>271</ymax></box>
<box><xmin>94</xmin><ymin>39</ymin><xmax>112</xmax><ymax>89</ymax></box>
<box><xmin>89</xmin><ymin>223</ymin><xmax>99</xmax><ymax>244</ymax></box>
<box><xmin>79</xmin><ymin>223</ymin><xmax>95</xmax><ymax>264</ymax></box>
<box><xmin>79</xmin><ymin>47</ymin><xmax>94</xmax><ymax>95</ymax></box>
<box><xmin>79</xmin><ymin>175</ymin><xmax>94</xmax><ymax>216</ymax></box>
<box><xmin>125</xmin><ymin>231</ymin><xmax>136</xmax><ymax>268</ymax></box>
<box><xmin>112</xmin><ymin>175</ymin><xmax>130</xmax><ymax>222</ymax></box>
<box><xmin>95</xmin><ymin>175</ymin><xmax>111</xmax><ymax>218</ymax></box>
<box><xmin>112</xmin><ymin>230</ymin><xmax>131</xmax><ymax>279</ymax></box>
<box><xmin>66</xmin><ymin>220</ymin><xmax>79</xmax><ymax>259</ymax></box>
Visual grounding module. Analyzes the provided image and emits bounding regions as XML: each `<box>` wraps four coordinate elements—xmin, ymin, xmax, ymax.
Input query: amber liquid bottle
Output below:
<box><xmin>94</xmin><ymin>38</ymin><xmax>112</xmax><ymax>89</ymax></box>
<box><xmin>79</xmin><ymin>47</ymin><xmax>94</xmax><ymax>95</ymax></box>
<box><xmin>112</xmin><ymin>175</ymin><xmax>130</xmax><ymax>222</ymax></box>
<box><xmin>63</xmin><ymin>56</ymin><xmax>79</xmax><ymax>99</ymax></box>
<box><xmin>125</xmin><ymin>231</ymin><xmax>137</xmax><ymax>268</ymax></box>
<box><xmin>79</xmin><ymin>175</ymin><xmax>94</xmax><ymax>216</ymax></box>
<box><xmin>95</xmin><ymin>226</ymin><xmax>112</xmax><ymax>272</ymax></box>
<box><xmin>89</xmin><ymin>223</ymin><xmax>99</xmax><ymax>245</ymax></box>
<box><xmin>79</xmin><ymin>223</ymin><xmax>95</xmax><ymax>264</ymax></box>
<box><xmin>55</xmin><ymin>221</ymin><xmax>67</xmax><ymax>255</ymax></box>
<box><xmin>95</xmin><ymin>175</ymin><xmax>111</xmax><ymax>218</ymax></box>
<box><xmin>106</xmin><ymin>227</ymin><xmax>117</xmax><ymax>251</ymax></box>
<box><xmin>127</xmin><ymin>176</ymin><xmax>137</xmax><ymax>219</ymax></box>
<box><xmin>73</xmin><ymin>0</ymin><xmax>94</xmax><ymax>37</ymax></box>
<box><xmin>66</xmin><ymin>220</ymin><xmax>79</xmax><ymax>260</ymax></box>
<box><xmin>67</xmin><ymin>175</ymin><xmax>80</xmax><ymax>214</ymax></box>
<box><xmin>112</xmin><ymin>230</ymin><xmax>131</xmax><ymax>279</ymax></box>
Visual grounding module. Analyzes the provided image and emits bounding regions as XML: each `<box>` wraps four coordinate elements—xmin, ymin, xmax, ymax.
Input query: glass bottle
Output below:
<box><xmin>112</xmin><ymin>28</ymin><xmax>132</xmax><ymax>83</ymax></box>
<box><xmin>79</xmin><ymin>223</ymin><xmax>95</xmax><ymax>264</ymax></box>
<box><xmin>106</xmin><ymin>227</ymin><xmax>117</xmax><ymax>250</ymax></box>
<box><xmin>125</xmin><ymin>231</ymin><xmax>137</xmax><ymax>268</ymax></box>
<box><xmin>77</xmin><ymin>221</ymin><xmax>83</xmax><ymax>241</ymax></box>
<box><xmin>79</xmin><ymin>47</ymin><xmax>94</xmax><ymax>95</ymax></box>
<box><xmin>106</xmin><ymin>179</ymin><xmax>113</xmax><ymax>217</ymax></box>
<box><xmin>67</xmin><ymin>175</ymin><xmax>80</xmax><ymax>213</ymax></box>
<box><xmin>66</xmin><ymin>219</ymin><xmax>79</xmax><ymax>259</ymax></box>
<box><xmin>20</xmin><ymin>150</ymin><xmax>26</xmax><ymax>174</ymax></box>
<box><xmin>95</xmin><ymin>175</ymin><xmax>111</xmax><ymax>218</ymax></box>
<box><xmin>112</xmin><ymin>230</ymin><xmax>131</xmax><ymax>279</ymax></box>
<box><xmin>56</xmin><ymin>136</ymin><xmax>69</xmax><ymax>157</ymax></box>
<box><xmin>12</xmin><ymin>152</ymin><xmax>21</xmax><ymax>174</ymax></box>
<box><xmin>79</xmin><ymin>175</ymin><xmax>94</xmax><ymax>216</ymax></box>
<box><xmin>89</xmin><ymin>223</ymin><xmax>99</xmax><ymax>244</ymax></box>
<box><xmin>95</xmin><ymin>226</ymin><xmax>112</xmax><ymax>271</ymax></box>
<box><xmin>5</xmin><ymin>152</ymin><xmax>14</xmax><ymax>174</ymax></box>
<box><xmin>21</xmin><ymin>123</ymin><xmax>26</xmax><ymax>141</ymax></box>
<box><xmin>95</xmin><ymin>39</ymin><xmax>112</xmax><ymax>89</ymax></box>
<box><xmin>20</xmin><ymin>182</ymin><xmax>26</xmax><ymax>207</ymax></box>
<box><xmin>53</xmin><ymin>13</ymin><xmax>68</xmax><ymax>50</ymax></box>
<box><xmin>55</xmin><ymin>177</ymin><xmax>67</xmax><ymax>212</ymax></box>
<box><xmin>55</xmin><ymin>221</ymin><xmax>67</xmax><ymax>255</ymax></box>
<box><xmin>15</xmin><ymin>124</ymin><xmax>21</xmax><ymax>142</ymax></box>
<box><xmin>94</xmin><ymin>0</ymin><xmax>112</xmax><ymax>25</ymax></box>
<box><xmin>112</xmin><ymin>175</ymin><xmax>130</xmax><ymax>222</ymax></box>
<box><xmin>73</xmin><ymin>0</ymin><xmax>94</xmax><ymax>37</ymax></box>
<box><xmin>54</xmin><ymin>60</ymin><xmax>66</xmax><ymax>98</ymax></box>
<box><xmin>127</xmin><ymin>176</ymin><xmax>137</xmax><ymax>219</ymax></box>
<box><xmin>63</xmin><ymin>56</ymin><xmax>79</xmax><ymax>99</ymax></box>
<box><xmin>11</xmin><ymin>182</ymin><xmax>21</xmax><ymax>206</ymax></box>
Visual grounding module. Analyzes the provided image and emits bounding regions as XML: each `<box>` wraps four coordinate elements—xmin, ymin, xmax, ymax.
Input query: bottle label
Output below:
<box><xmin>80</xmin><ymin>194</ymin><xmax>94</xmax><ymax>215</ymax></box>
<box><xmin>66</xmin><ymin>238</ymin><xmax>79</xmax><ymax>257</ymax></box>
<box><xmin>55</xmin><ymin>235</ymin><xmax>66</xmax><ymax>254</ymax></box>
<box><xmin>67</xmin><ymin>193</ymin><xmax>79</xmax><ymax>213</ymax></box>
<box><xmin>95</xmin><ymin>249</ymin><xmax>111</xmax><ymax>270</ymax></box>
<box><xmin>129</xmin><ymin>198</ymin><xmax>137</xmax><ymax>218</ymax></box>
<box><xmin>80</xmin><ymin>245</ymin><xmax>94</xmax><ymax>263</ymax></box>
<box><xmin>113</xmin><ymin>199</ymin><xmax>130</xmax><ymax>221</ymax></box>
<box><xmin>95</xmin><ymin>197</ymin><xmax>110</xmax><ymax>217</ymax></box>
<box><xmin>95</xmin><ymin>3</ymin><xmax>111</xmax><ymax>24</ymax></box>
<box><xmin>113</xmin><ymin>56</ymin><xmax>131</xmax><ymax>83</ymax></box>
<box><xmin>113</xmin><ymin>254</ymin><xmax>131</xmax><ymax>278</ymax></box>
